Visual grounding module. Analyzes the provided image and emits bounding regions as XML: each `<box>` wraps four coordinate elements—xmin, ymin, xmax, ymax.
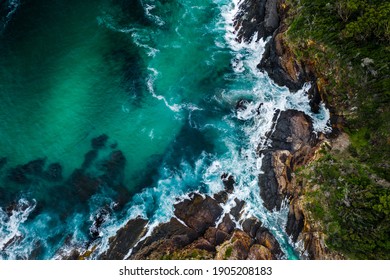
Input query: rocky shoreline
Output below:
<box><xmin>62</xmin><ymin>0</ymin><xmax>343</xmax><ymax>260</ymax></box>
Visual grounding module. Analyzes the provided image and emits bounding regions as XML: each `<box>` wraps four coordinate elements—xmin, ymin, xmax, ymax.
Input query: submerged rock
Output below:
<box><xmin>0</xmin><ymin>157</ymin><xmax>7</xmax><ymax>170</ymax></box>
<box><xmin>44</xmin><ymin>163</ymin><xmax>63</xmax><ymax>182</ymax></box>
<box><xmin>91</xmin><ymin>134</ymin><xmax>109</xmax><ymax>150</ymax></box>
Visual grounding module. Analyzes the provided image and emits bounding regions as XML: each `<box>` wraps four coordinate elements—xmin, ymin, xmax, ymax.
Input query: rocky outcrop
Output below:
<box><xmin>257</xmin><ymin>2</ymin><xmax>323</xmax><ymax>114</ymax></box>
<box><xmin>234</xmin><ymin>0</ymin><xmax>280</xmax><ymax>43</ymax></box>
<box><xmin>256</xmin><ymin>108</ymin><xmax>341</xmax><ymax>259</ymax></box>
<box><xmin>259</xmin><ymin>110</ymin><xmax>318</xmax><ymax>211</ymax></box>
<box><xmin>100</xmin><ymin>217</ymin><xmax>148</xmax><ymax>260</ymax></box>
<box><xmin>174</xmin><ymin>194</ymin><xmax>223</xmax><ymax>235</ymax></box>
<box><xmin>85</xmin><ymin>179</ymin><xmax>284</xmax><ymax>260</ymax></box>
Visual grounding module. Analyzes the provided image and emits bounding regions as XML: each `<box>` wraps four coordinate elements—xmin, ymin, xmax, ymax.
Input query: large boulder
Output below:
<box><xmin>174</xmin><ymin>193</ymin><xmax>223</xmax><ymax>235</ymax></box>
<box><xmin>234</xmin><ymin>0</ymin><xmax>280</xmax><ymax>43</ymax></box>
<box><xmin>259</xmin><ymin>110</ymin><xmax>317</xmax><ymax>211</ymax></box>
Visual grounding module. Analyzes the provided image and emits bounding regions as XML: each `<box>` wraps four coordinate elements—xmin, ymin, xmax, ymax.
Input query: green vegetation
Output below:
<box><xmin>301</xmin><ymin>151</ymin><xmax>390</xmax><ymax>259</ymax></box>
<box><xmin>283</xmin><ymin>0</ymin><xmax>390</xmax><ymax>258</ymax></box>
<box><xmin>225</xmin><ymin>246</ymin><xmax>233</xmax><ymax>259</ymax></box>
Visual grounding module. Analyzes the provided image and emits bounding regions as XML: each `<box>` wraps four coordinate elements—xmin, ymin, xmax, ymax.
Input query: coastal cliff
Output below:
<box><xmin>58</xmin><ymin>0</ymin><xmax>389</xmax><ymax>260</ymax></box>
<box><xmin>257</xmin><ymin>0</ymin><xmax>389</xmax><ymax>259</ymax></box>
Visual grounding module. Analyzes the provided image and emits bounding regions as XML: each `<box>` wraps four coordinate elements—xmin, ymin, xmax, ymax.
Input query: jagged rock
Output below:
<box><xmin>236</xmin><ymin>99</ymin><xmax>250</xmax><ymax>111</ymax></box>
<box><xmin>221</xmin><ymin>173</ymin><xmax>235</xmax><ymax>193</ymax></box>
<box><xmin>265</xmin><ymin>110</ymin><xmax>315</xmax><ymax>152</ymax></box>
<box><xmin>259</xmin><ymin>152</ymin><xmax>284</xmax><ymax>211</ymax></box>
<box><xmin>259</xmin><ymin>110</ymin><xmax>317</xmax><ymax>211</ymax></box>
<box><xmin>100</xmin><ymin>217</ymin><xmax>148</xmax><ymax>260</ymax></box>
<box><xmin>255</xmin><ymin>228</ymin><xmax>283</xmax><ymax>258</ymax></box>
<box><xmin>217</xmin><ymin>214</ymin><xmax>235</xmax><ymax>234</ymax></box>
<box><xmin>247</xmin><ymin>244</ymin><xmax>272</xmax><ymax>260</ymax></box>
<box><xmin>301</xmin><ymin>231</ymin><xmax>343</xmax><ymax>260</ymax></box>
<box><xmin>213</xmin><ymin>191</ymin><xmax>228</xmax><ymax>204</ymax></box>
<box><xmin>130</xmin><ymin>218</ymin><xmax>198</xmax><ymax>259</ymax></box>
<box><xmin>188</xmin><ymin>238</ymin><xmax>215</xmax><ymax>252</ymax></box>
<box><xmin>230</xmin><ymin>198</ymin><xmax>245</xmax><ymax>220</ymax></box>
<box><xmin>286</xmin><ymin>197</ymin><xmax>304</xmax><ymax>242</ymax></box>
<box><xmin>242</xmin><ymin>217</ymin><xmax>262</xmax><ymax>238</ymax></box>
<box><xmin>216</xmin><ymin>230</ymin><xmax>253</xmax><ymax>260</ymax></box>
<box><xmin>307</xmin><ymin>81</ymin><xmax>322</xmax><ymax>114</ymax></box>
<box><xmin>90</xmin><ymin>207</ymin><xmax>111</xmax><ymax>240</ymax></box>
<box><xmin>259</xmin><ymin>31</ymin><xmax>304</xmax><ymax>91</ymax></box>
<box><xmin>234</xmin><ymin>0</ymin><xmax>280</xmax><ymax>43</ymax></box>
<box><xmin>174</xmin><ymin>193</ymin><xmax>223</xmax><ymax>235</ymax></box>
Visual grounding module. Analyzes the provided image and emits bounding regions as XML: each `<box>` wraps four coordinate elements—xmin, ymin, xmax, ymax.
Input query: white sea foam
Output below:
<box><xmin>0</xmin><ymin>199</ymin><xmax>36</xmax><ymax>259</ymax></box>
<box><xmin>90</xmin><ymin>0</ymin><xmax>330</xmax><ymax>260</ymax></box>
<box><xmin>141</xmin><ymin>0</ymin><xmax>165</xmax><ymax>26</ymax></box>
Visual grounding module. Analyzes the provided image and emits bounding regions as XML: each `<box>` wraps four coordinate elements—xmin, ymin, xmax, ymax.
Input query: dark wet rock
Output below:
<box><xmin>265</xmin><ymin>110</ymin><xmax>315</xmax><ymax>152</ymax></box>
<box><xmin>203</xmin><ymin>227</ymin><xmax>230</xmax><ymax>246</ymax></box>
<box><xmin>174</xmin><ymin>193</ymin><xmax>223</xmax><ymax>235</ymax></box>
<box><xmin>234</xmin><ymin>0</ymin><xmax>280</xmax><ymax>43</ymax></box>
<box><xmin>61</xmin><ymin>250</ymin><xmax>81</xmax><ymax>260</ymax></box>
<box><xmin>259</xmin><ymin>152</ymin><xmax>283</xmax><ymax>211</ymax></box>
<box><xmin>213</xmin><ymin>190</ymin><xmax>228</xmax><ymax>204</ymax></box>
<box><xmin>43</xmin><ymin>163</ymin><xmax>63</xmax><ymax>182</ymax></box>
<box><xmin>230</xmin><ymin>198</ymin><xmax>245</xmax><ymax>220</ymax></box>
<box><xmin>91</xmin><ymin>134</ymin><xmax>109</xmax><ymax>149</ymax></box>
<box><xmin>97</xmin><ymin>190</ymin><xmax>284</xmax><ymax>260</ymax></box>
<box><xmin>259</xmin><ymin>109</ymin><xmax>317</xmax><ymax>211</ymax></box>
<box><xmin>0</xmin><ymin>157</ymin><xmax>7</xmax><ymax>170</ymax></box>
<box><xmin>286</xmin><ymin>197</ymin><xmax>304</xmax><ymax>242</ymax></box>
<box><xmin>203</xmin><ymin>227</ymin><xmax>218</xmax><ymax>245</ymax></box>
<box><xmin>2</xmin><ymin>235</ymin><xmax>24</xmax><ymax>251</ymax></box>
<box><xmin>130</xmin><ymin>218</ymin><xmax>198</xmax><ymax>259</ymax></box>
<box><xmin>242</xmin><ymin>217</ymin><xmax>262</xmax><ymax>238</ymax></box>
<box><xmin>221</xmin><ymin>173</ymin><xmax>235</xmax><ymax>193</ymax></box>
<box><xmin>217</xmin><ymin>214</ymin><xmax>235</xmax><ymax>234</ymax></box>
<box><xmin>90</xmin><ymin>207</ymin><xmax>111</xmax><ymax>240</ymax></box>
<box><xmin>82</xmin><ymin>150</ymin><xmax>98</xmax><ymax>170</ymax></box>
<box><xmin>100</xmin><ymin>217</ymin><xmax>148</xmax><ymax>260</ymax></box>
<box><xmin>307</xmin><ymin>81</ymin><xmax>322</xmax><ymax>114</ymax></box>
<box><xmin>264</xmin><ymin>0</ymin><xmax>280</xmax><ymax>36</ymax></box>
<box><xmin>236</xmin><ymin>99</ymin><xmax>250</xmax><ymax>111</ymax></box>
<box><xmin>259</xmin><ymin>32</ymin><xmax>304</xmax><ymax>91</ymax></box>
<box><xmin>28</xmin><ymin>241</ymin><xmax>44</xmax><ymax>260</ymax></box>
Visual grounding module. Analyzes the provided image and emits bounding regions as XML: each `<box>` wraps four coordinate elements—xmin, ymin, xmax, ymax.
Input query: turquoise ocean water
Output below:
<box><xmin>0</xmin><ymin>0</ymin><xmax>330</xmax><ymax>259</ymax></box>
